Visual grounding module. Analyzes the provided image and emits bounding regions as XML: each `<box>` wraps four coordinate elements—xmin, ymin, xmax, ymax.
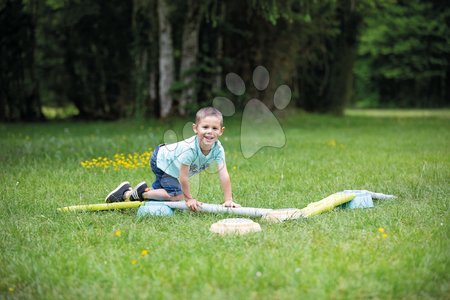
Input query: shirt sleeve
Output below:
<box><xmin>214</xmin><ymin>144</ymin><xmax>225</xmax><ymax>165</ymax></box>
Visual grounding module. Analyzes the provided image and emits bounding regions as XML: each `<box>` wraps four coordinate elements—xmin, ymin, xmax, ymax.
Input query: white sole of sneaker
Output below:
<box><xmin>130</xmin><ymin>182</ymin><xmax>148</xmax><ymax>201</ymax></box>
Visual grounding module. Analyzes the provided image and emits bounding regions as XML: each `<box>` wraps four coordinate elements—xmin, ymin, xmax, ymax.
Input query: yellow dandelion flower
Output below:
<box><xmin>131</xmin><ymin>259</ymin><xmax>138</xmax><ymax>265</ymax></box>
<box><xmin>378</xmin><ymin>228</ymin><xmax>385</xmax><ymax>233</ymax></box>
<box><xmin>114</xmin><ymin>229</ymin><xmax>122</xmax><ymax>237</ymax></box>
<box><xmin>382</xmin><ymin>233</ymin><xmax>388</xmax><ymax>239</ymax></box>
<box><xmin>82</xmin><ymin>149</ymin><xmax>153</xmax><ymax>171</ymax></box>
<box><xmin>232</xmin><ymin>165</ymin><xmax>237</xmax><ymax>171</ymax></box>
<box><xmin>327</xmin><ymin>139</ymin><xmax>337</xmax><ymax>147</ymax></box>
<box><xmin>141</xmin><ymin>249</ymin><xmax>150</xmax><ymax>257</ymax></box>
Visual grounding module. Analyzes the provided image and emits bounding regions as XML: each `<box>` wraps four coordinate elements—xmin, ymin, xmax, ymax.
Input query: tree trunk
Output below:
<box><xmin>157</xmin><ymin>0</ymin><xmax>175</xmax><ymax>118</ymax></box>
<box><xmin>214</xmin><ymin>33</ymin><xmax>223</xmax><ymax>90</ymax></box>
<box><xmin>132</xmin><ymin>0</ymin><xmax>159</xmax><ymax>118</ymax></box>
<box><xmin>23</xmin><ymin>0</ymin><xmax>42</xmax><ymax>121</ymax></box>
<box><xmin>323</xmin><ymin>0</ymin><xmax>361</xmax><ymax>115</ymax></box>
<box><xmin>132</xmin><ymin>0</ymin><xmax>146</xmax><ymax>119</ymax></box>
<box><xmin>295</xmin><ymin>0</ymin><xmax>361</xmax><ymax>114</ymax></box>
<box><xmin>264</xmin><ymin>21</ymin><xmax>299</xmax><ymax>109</ymax></box>
<box><xmin>148</xmin><ymin>0</ymin><xmax>159</xmax><ymax>117</ymax></box>
<box><xmin>178</xmin><ymin>0</ymin><xmax>204</xmax><ymax>115</ymax></box>
<box><xmin>0</xmin><ymin>0</ymin><xmax>42</xmax><ymax>121</ymax></box>
<box><xmin>213</xmin><ymin>1</ymin><xmax>226</xmax><ymax>91</ymax></box>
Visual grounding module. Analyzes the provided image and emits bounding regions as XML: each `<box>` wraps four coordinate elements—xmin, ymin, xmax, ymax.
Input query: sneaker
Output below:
<box><xmin>129</xmin><ymin>181</ymin><xmax>149</xmax><ymax>201</ymax></box>
<box><xmin>105</xmin><ymin>181</ymin><xmax>131</xmax><ymax>203</ymax></box>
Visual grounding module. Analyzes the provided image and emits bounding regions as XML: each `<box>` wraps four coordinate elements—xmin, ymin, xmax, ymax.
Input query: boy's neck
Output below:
<box><xmin>196</xmin><ymin>135</ymin><xmax>214</xmax><ymax>155</ymax></box>
<box><xmin>200</xmin><ymin>146</ymin><xmax>211</xmax><ymax>155</ymax></box>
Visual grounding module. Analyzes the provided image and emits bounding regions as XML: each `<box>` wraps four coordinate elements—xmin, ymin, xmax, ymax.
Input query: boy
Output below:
<box><xmin>105</xmin><ymin>107</ymin><xmax>240</xmax><ymax>211</ymax></box>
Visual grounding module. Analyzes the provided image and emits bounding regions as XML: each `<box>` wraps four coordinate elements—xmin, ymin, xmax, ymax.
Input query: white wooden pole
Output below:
<box><xmin>158</xmin><ymin>201</ymin><xmax>274</xmax><ymax>217</ymax></box>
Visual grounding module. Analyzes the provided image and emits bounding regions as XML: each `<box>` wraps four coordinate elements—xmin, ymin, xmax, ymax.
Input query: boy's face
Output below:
<box><xmin>192</xmin><ymin>116</ymin><xmax>224</xmax><ymax>150</ymax></box>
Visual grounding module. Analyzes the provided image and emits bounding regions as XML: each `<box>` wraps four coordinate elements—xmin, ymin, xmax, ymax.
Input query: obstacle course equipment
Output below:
<box><xmin>210</xmin><ymin>218</ymin><xmax>262</xmax><ymax>235</ymax></box>
<box><xmin>137</xmin><ymin>202</ymin><xmax>174</xmax><ymax>217</ymax></box>
<box><xmin>297</xmin><ymin>193</ymin><xmax>356</xmax><ymax>218</ymax></box>
<box><xmin>262</xmin><ymin>208</ymin><xmax>303</xmax><ymax>222</ymax></box>
<box><xmin>58</xmin><ymin>200</ymin><xmax>274</xmax><ymax>216</ymax></box>
<box><xmin>57</xmin><ymin>201</ymin><xmax>143</xmax><ymax>212</ymax></box>
<box><xmin>58</xmin><ymin>191</ymin><xmax>395</xmax><ymax>222</ymax></box>
<box><xmin>58</xmin><ymin>192</ymin><xmax>358</xmax><ymax>222</ymax></box>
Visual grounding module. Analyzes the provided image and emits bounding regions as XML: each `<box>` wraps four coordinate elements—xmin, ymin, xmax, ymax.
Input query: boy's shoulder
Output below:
<box><xmin>212</xmin><ymin>140</ymin><xmax>225</xmax><ymax>157</ymax></box>
<box><xmin>181</xmin><ymin>135</ymin><xmax>196</xmax><ymax>145</ymax></box>
<box><xmin>215</xmin><ymin>139</ymin><xmax>224</xmax><ymax>150</ymax></box>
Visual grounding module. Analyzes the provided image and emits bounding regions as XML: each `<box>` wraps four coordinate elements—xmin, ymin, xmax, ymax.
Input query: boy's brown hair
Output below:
<box><xmin>195</xmin><ymin>107</ymin><xmax>223</xmax><ymax>126</ymax></box>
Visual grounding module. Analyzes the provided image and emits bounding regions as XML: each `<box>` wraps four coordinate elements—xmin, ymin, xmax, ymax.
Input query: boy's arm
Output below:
<box><xmin>179</xmin><ymin>163</ymin><xmax>201</xmax><ymax>211</ymax></box>
<box><xmin>217</xmin><ymin>162</ymin><xmax>240</xmax><ymax>207</ymax></box>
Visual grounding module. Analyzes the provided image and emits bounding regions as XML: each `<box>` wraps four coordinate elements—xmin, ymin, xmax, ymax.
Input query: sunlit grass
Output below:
<box><xmin>41</xmin><ymin>104</ymin><xmax>80</xmax><ymax>119</ymax></box>
<box><xmin>346</xmin><ymin>108</ymin><xmax>450</xmax><ymax>118</ymax></box>
<box><xmin>0</xmin><ymin>110</ymin><xmax>449</xmax><ymax>299</ymax></box>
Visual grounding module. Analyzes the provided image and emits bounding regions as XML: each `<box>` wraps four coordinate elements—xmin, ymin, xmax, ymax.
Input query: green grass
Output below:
<box><xmin>1</xmin><ymin>109</ymin><xmax>449</xmax><ymax>299</ymax></box>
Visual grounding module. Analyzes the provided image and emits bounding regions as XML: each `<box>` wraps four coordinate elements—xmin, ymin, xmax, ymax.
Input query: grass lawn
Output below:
<box><xmin>1</xmin><ymin>109</ymin><xmax>449</xmax><ymax>299</ymax></box>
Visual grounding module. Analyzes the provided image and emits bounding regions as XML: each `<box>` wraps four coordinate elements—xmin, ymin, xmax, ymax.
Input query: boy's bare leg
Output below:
<box><xmin>143</xmin><ymin>189</ymin><xmax>184</xmax><ymax>201</ymax></box>
<box><xmin>124</xmin><ymin>188</ymin><xmax>183</xmax><ymax>201</ymax></box>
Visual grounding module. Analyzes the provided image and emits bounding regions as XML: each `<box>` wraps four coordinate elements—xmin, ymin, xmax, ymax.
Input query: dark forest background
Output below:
<box><xmin>1</xmin><ymin>0</ymin><xmax>449</xmax><ymax>121</ymax></box>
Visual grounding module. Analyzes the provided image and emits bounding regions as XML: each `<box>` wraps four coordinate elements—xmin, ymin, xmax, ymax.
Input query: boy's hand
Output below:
<box><xmin>223</xmin><ymin>200</ymin><xmax>241</xmax><ymax>208</ymax></box>
<box><xmin>185</xmin><ymin>198</ymin><xmax>202</xmax><ymax>212</ymax></box>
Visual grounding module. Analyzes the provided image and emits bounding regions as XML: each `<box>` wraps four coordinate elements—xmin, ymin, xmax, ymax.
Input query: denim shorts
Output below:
<box><xmin>150</xmin><ymin>144</ymin><xmax>183</xmax><ymax>197</ymax></box>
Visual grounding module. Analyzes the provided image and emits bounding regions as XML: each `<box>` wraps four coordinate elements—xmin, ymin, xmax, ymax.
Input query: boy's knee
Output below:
<box><xmin>169</xmin><ymin>194</ymin><xmax>184</xmax><ymax>201</ymax></box>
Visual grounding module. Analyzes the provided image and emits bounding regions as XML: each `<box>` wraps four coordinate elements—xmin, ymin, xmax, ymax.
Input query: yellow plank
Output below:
<box><xmin>300</xmin><ymin>193</ymin><xmax>355</xmax><ymax>217</ymax></box>
<box><xmin>57</xmin><ymin>201</ymin><xmax>143</xmax><ymax>212</ymax></box>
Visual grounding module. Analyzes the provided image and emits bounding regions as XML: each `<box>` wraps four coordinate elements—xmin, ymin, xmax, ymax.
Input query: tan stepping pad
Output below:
<box><xmin>262</xmin><ymin>208</ymin><xmax>304</xmax><ymax>222</ymax></box>
<box><xmin>210</xmin><ymin>218</ymin><xmax>262</xmax><ymax>235</ymax></box>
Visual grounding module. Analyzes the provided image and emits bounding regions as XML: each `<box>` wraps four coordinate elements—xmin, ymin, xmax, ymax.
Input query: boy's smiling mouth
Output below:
<box><xmin>201</xmin><ymin>136</ymin><xmax>216</xmax><ymax>146</ymax></box>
